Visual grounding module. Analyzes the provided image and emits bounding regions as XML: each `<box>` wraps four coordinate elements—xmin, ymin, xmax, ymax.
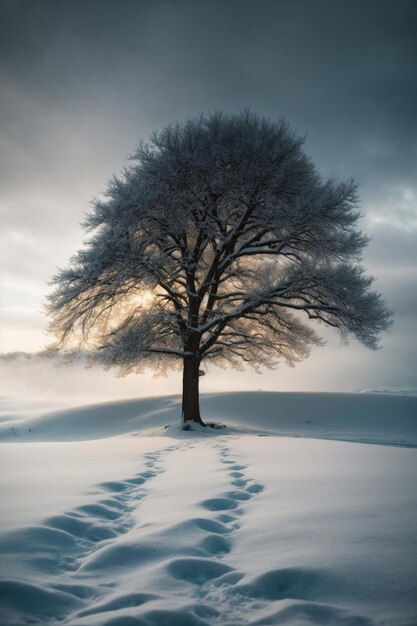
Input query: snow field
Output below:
<box><xmin>0</xmin><ymin>392</ymin><xmax>416</xmax><ymax>625</ymax></box>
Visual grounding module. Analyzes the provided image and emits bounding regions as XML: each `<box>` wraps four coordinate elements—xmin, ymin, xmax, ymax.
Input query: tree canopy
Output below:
<box><xmin>48</xmin><ymin>111</ymin><xmax>392</xmax><ymax>424</ymax></box>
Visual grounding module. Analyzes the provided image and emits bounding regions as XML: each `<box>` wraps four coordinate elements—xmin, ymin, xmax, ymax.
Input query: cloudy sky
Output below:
<box><xmin>1</xmin><ymin>0</ymin><xmax>416</xmax><ymax>405</ymax></box>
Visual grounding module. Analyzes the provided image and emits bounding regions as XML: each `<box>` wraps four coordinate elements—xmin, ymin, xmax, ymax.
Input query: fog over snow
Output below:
<box><xmin>1</xmin><ymin>0</ymin><xmax>416</xmax><ymax>396</ymax></box>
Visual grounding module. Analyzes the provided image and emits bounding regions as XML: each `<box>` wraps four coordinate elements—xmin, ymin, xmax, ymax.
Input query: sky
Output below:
<box><xmin>1</xmin><ymin>0</ymin><xmax>416</xmax><ymax>406</ymax></box>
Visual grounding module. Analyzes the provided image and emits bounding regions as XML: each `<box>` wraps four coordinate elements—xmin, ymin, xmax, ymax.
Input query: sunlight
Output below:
<box><xmin>130</xmin><ymin>290</ymin><xmax>155</xmax><ymax>309</ymax></box>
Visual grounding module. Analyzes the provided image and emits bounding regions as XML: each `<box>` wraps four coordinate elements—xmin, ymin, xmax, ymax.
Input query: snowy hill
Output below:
<box><xmin>1</xmin><ymin>391</ymin><xmax>416</xmax><ymax>446</ymax></box>
<box><xmin>0</xmin><ymin>392</ymin><xmax>416</xmax><ymax>626</ymax></box>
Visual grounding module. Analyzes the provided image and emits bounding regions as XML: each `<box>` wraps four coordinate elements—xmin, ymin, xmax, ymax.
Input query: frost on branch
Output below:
<box><xmin>47</xmin><ymin>110</ymin><xmax>392</xmax><ymax>413</ymax></box>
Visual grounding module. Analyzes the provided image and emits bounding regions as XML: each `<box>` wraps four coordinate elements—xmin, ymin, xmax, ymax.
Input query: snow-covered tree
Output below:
<box><xmin>48</xmin><ymin>111</ymin><xmax>392</xmax><ymax>425</ymax></box>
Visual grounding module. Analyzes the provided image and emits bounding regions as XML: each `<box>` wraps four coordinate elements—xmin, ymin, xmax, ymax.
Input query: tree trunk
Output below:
<box><xmin>182</xmin><ymin>356</ymin><xmax>206</xmax><ymax>426</ymax></box>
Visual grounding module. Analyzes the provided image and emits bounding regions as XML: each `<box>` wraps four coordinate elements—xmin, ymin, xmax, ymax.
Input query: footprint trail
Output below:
<box><xmin>0</xmin><ymin>439</ymin><xmax>374</xmax><ymax>626</ymax></box>
<box><xmin>161</xmin><ymin>441</ymin><xmax>370</xmax><ymax>626</ymax></box>
<box><xmin>162</xmin><ymin>440</ymin><xmax>266</xmax><ymax>624</ymax></box>
<box><xmin>0</xmin><ymin>444</ymin><xmax>184</xmax><ymax>625</ymax></box>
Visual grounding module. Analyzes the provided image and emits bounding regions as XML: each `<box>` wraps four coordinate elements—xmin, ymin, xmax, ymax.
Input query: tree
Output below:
<box><xmin>48</xmin><ymin>111</ymin><xmax>392</xmax><ymax>426</ymax></box>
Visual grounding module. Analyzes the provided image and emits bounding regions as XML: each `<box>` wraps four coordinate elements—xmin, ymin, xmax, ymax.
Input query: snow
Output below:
<box><xmin>0</xmin><ymin>391</ymin><xmax>416</xmax><ymax>626</ymax></box>
<box><xmin>1</xmin><ymin>392</ymin><xmax>416</xmax><ymax>447</ymax></box>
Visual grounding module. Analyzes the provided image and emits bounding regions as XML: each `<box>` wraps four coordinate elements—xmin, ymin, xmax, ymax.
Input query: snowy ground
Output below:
<box><xmin>0</xmin><ymin>392</ymin><xmax>416</xmax><ymax>626</ymax></box>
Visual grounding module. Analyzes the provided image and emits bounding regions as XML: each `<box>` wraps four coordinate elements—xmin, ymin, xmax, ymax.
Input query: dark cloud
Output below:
<box><xmin>1</xmin><ymin>1</ymin><xmax>416</xmax><ymax>187</ymax></box>
<box><xmin>0</xmin><ymin>0</ymin><xmax>416</xmax><ymax>388</ymax></box>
